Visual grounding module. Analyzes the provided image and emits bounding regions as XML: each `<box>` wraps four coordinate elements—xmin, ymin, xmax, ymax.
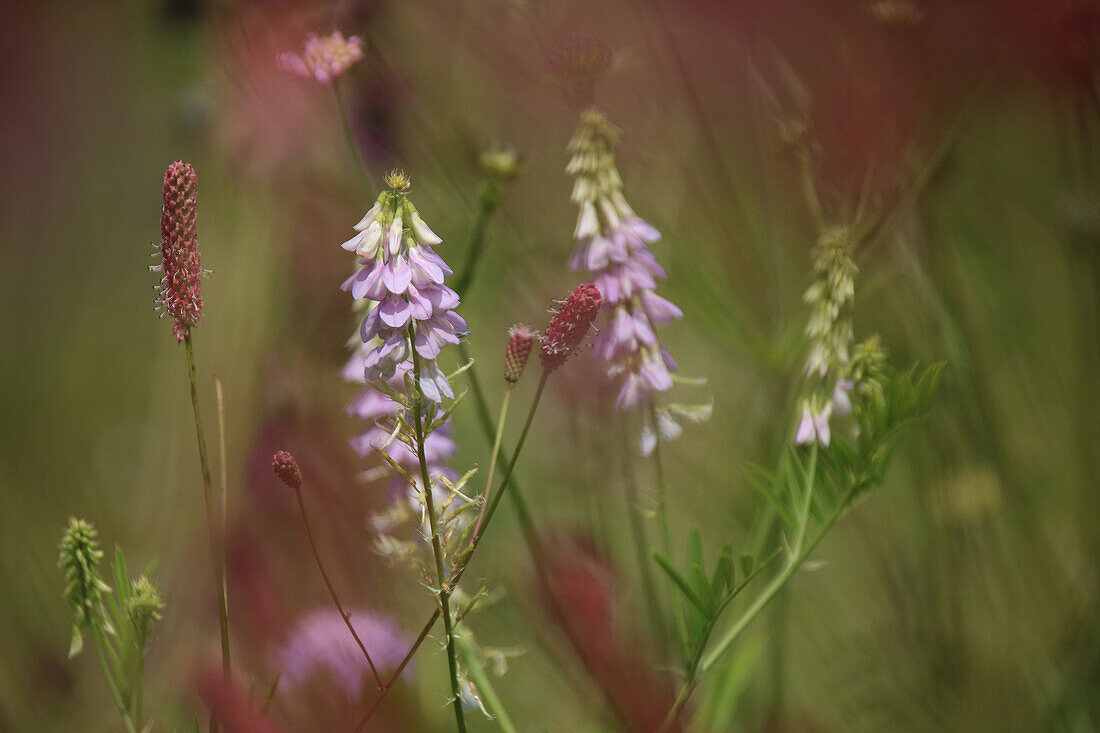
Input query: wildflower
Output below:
<box><xmin>503</xmin><ymin>325</ymin><xmax>534</xmax><ymax>386</ymax></box>
<box><xmin>565</xmin><ymin>109</ymin><xmax>707</xmax><ymax>452</ymax></box>
<box><xmin>126</xmin><ymin>576</ymin><xmax>165</xmax><ymax>648</ymax></box>
<box><xmin>803</xmin><ymin>225</ymin><xmax>857</xmax><ymax>379</ymax></box>
<box><xmin>154</xmin><ymin>161</ymin><xmax>205</xmax><ymax>342</ymax></box>
<box><xmin>277</xmin><ymin>31</ymin><xmax>363</xmax><ymax>85</ymax></box>
<box><xmin>343</xmin><ymin>350</ymin><xmax>457</xmax><ymax>487</ymax></box>
<box><xmin>340</xmin><ymin>171</ymin><xmax>465</xmax><ymax>403</ymax></box>
<box><xmin>794</xmin><ymin>398</ymin><xmax>832</xmax><ymax>448</ymax></box>
<box><xmin>480</xmin><ymin>146</ymin><xmax>524</xmax><ymax>182</ymax></box>
<box><xmin>271</xmin><ymin>450</ymin><xmax>303</xmax><ymax>490</ymax></box>
<box><xmin>274</xmin><ymin>608</ymin><xmax>410</xmax><ymax>699</ymax></box>
<box><xmin>540</xmin><ymin>283</ymin><xmax>602</xmax><ymax>372</ymax></box>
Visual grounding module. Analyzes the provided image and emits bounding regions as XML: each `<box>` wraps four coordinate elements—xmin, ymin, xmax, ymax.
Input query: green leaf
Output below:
<box><xmin>738</xmin><ymin>554</ymin><xmax>754</xmax><ymax>577</ymax></box>
<box><xmin>743</xmin><ymin>462</ymin><xmax>796</xmax><ymax>530</ymax></box>
<box><xmin>712</xmin><ymin>546</ymin><xmax>734</xmax><ymax>599</ymax></box>
<box><xmin>652</xmin><ymin>552</ymin><xmax>708</xmax><ymax>613</ymax></box>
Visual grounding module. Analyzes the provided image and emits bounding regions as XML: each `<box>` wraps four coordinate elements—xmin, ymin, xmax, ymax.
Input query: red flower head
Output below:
<box><xmin>540</xmin><ymin>283</ymin><xmax>602</xmax><ymax>373</ymax></box>
<box><xmin>157</xmin><ymin>161</ymin><xmax>204</xmax><ymax>341</ymax></box>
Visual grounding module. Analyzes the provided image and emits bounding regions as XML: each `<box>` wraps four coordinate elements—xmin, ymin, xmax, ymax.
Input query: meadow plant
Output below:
<box><xmin>55</xmin><ymin>24</ymin><xmax>945</xmax><ymax>733</ymax></box>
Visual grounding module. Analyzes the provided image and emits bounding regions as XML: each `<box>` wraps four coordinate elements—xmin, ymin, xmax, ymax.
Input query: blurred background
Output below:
<box><xmin>2</xmin><ymin>0</ymin><xmax>1099</xmax><ymax>730</ymax></box>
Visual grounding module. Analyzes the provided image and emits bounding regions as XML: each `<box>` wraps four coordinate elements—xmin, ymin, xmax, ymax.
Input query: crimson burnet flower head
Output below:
<box><xmin>504</xmin><ymin>324</ymin><xmax>534</xmax><ymax>385</ymax></box>
<box><xmin>540</xmin><ymin>283</ymin><xmax>601</xmax><ymax>372</ymax></box>
<box><xmin>155</xmin><ymin>160</ymin><xmax>204</xmax><ymax>342</ymax></box>
<box><xmin>271</xmin><ymin>450</ymin><xmax>302</xmax><ymax>490</ymax></box>
<box><xmin>277</xmin><ymin>31</ymin><xmax>363</xmax><ymax>85</ymax></box>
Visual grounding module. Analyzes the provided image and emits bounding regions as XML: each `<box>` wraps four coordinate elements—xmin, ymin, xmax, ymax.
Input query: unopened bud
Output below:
<box><xmin>271</xmin><ymin>450</ymin><xmax>303</xmax><ymax>490</ymax></box>
<box><xmin>504</xmin><ymin>325</ymin><xmax>534</xmax><ymax>385</ymax></box>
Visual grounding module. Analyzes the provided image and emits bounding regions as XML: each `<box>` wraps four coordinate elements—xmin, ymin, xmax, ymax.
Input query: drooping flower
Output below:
<box><xmin>277</xmin><ymin>31</ymin><xmax>363</xmax><ymax>85</ymax></box>
<box><xmin>274</xmin><ymin>607</ymin><xmax>410</xmax><ymax>699</ymax></box>
<box><xmin>154</xmin><ymin>161</ymin><xmax>205</xmax><ymax>342</ymax></box>
<box><xmin>794</xmin><ymin>398</ymin><xmax>832</xmax><ymax>448</ymax></box>
<box><xmin>565</xmin><ymin>110</ymin><xmax>709</xmax><ymax>452</ymax></box>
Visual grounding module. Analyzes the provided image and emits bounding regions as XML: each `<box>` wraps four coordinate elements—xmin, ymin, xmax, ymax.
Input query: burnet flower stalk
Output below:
<box><xmin>271</xmin><ymin>451</ymin><xmax>385</xmax><ymax>689</ymax></box>
<box><xmin>152</xmin><ymin>161</ymin><xmax>231</xmax><ymax>698</ymax></box>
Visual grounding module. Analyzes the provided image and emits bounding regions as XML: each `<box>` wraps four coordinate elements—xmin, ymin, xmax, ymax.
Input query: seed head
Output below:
<box><xmin>157</xmin><ymin>161</ymin><xmax>204</xmax><ymax>342</ymax></box>
<box><xmin>272</xmin><ymin>450</ymin><xmax>303</xmax><ymax>490</ymax></box>
<box><xmin>504</xmin><ymin>324</ymin><xmax>534</xmax><ymax>385</ymax></box>
<box><xmin>540</xmin><ymin>283</ymin><xmax>602</xmax><ymax>372</ymax></box>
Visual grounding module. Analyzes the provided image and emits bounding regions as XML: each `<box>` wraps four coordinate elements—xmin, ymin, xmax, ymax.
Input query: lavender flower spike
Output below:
<box><xmin>341</xmin><ymin>171</ymin><xmax>465</xmax><ymax>404</ymax></box>
<box><xmin>565</xmin><ymin>110</ymin><xmax>709</xmax><ymax>453</ymax></box>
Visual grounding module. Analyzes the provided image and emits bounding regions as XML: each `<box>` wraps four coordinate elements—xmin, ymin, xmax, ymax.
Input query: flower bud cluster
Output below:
<box><xmin>504</xmin><ymin>325</ymin><xmax>534</xmax><ymax>385</ymax></box>
<box><xmin>58</xmin><ymin>518</ymin><xmax>109</xmax><ymax>630</ymax></box>
<box><xmin>796</xmin><ymin>225</ymin><xmax>860</xmax><ymax>447</ymax></box>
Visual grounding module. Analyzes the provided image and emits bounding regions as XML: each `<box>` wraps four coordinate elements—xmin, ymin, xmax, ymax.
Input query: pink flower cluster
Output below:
<box><xmin>277</xmin><ymin>31</ymin><xmax>363</xmax><ymax>85</ymax></box>
<box><xmin>342</xmin><ymin>348</ymin><xmax>456</xmax><ymax>493</ymax></box>
<box><xmin>340</xmin><ymin>175</ymin><xmax>466</xmax><ymax>404</ymax></box>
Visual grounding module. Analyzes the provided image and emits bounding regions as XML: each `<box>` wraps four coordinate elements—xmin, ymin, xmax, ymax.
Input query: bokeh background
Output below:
<box><xmin>2</xmin><ymin>0</ymin><xmax>1099</xmax><ymax>730</ymax></box>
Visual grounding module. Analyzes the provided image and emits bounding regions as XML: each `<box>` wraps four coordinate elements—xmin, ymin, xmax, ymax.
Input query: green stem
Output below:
<box><xmin>134</xmin><ymin>651</ymin><xmax>145</xmax><ymax>731</ymax></box>
<box><xmin>455</xmin><ymin>371</ymin><xmax>548</xmax><ymax>578</ymax></box>
<box><xmin>621</xmin><ymin>419</ymin><xmax>668</xmax><ymax>656</ymax></box>
<box><xmin>333</xmin><ymin>81</ymin><xmax>372</xmax><ymax>194</ymax></box>
<box><xmin>452</xmin><ymin>184</ymin><xmax>500</xmax><ymax>296</ymax></box>
<box><xmin>661</xmin><ymin>446</ymin><xmax>822</xmax><ymax>731</ymax></box>
<box><xmin>293</xmin><ymin>486</ymin><xmax>383</xmax><ymax>687</ymax></box>
<box><xmin>651</xmin><ymin>405</ymin><xmax>689</xmax><ymax>656</ymax></box>
<box><xmin>183</xmin><ymin>336</ymin><xmax>232</xmax><ymax>689</ymax></box>
<box><xmin>471</xmin><ymin>388</ymin><xmax>512</xmax><ymax>538</ymax></box>
<box><xmin>457</xmin><ymin>636</ymin><xmax>518</xmax><ymax>733</ymax></box>
<box><xmin>91</xmin><ymin>628</ymin><xmax>137</xmax><ymax>733</ymax></box>
<box><xmin>409</xmin><ymin>334</ymin><xmax>467</xmax><ymax>733</ymax></box>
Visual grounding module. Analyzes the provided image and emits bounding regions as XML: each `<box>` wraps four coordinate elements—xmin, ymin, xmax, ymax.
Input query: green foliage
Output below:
<box><xmin>57</xmin><ymin>520</ymin><xmax>164</xmax><ymax>730</ymax></box>
<box><xmin>653</xmin><ymin>533</ymin><xmax>774</xmax><ymax>671</ymax></box>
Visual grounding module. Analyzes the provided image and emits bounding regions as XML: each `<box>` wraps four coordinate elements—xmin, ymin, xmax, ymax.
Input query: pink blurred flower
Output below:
<box><xmin>277</xmin><ymin>31</ymin><xmax>363</xmax><ymax>85</ymax></box>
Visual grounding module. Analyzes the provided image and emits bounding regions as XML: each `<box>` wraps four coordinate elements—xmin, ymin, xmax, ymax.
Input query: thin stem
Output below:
<box><xmin>333</xmin><ymin>81</ymin><xmax>372</xmax><ymax>194</ymax></box>
<box><xmin>351</xmin><ymin>609</ymin><xmax>441</xmax><ymax>732</ymax></box>
<box><xmin>134</xmin><ymin>652</ymin><xmax>145</xmax><ymax>731</ymax></box>
<box><xmin>471</xmin><ymin>388</ymin><xmax>512</xmax><ymax>538</ymax></box>
<box><xmin>183</xmin><ymin>336</ymin><xmax>232</xmax><ymax>687</ymax></box>
<box><xmin>621</xmin><ymin>419</ymin><xmax>667</xmax><ymax>656</ymax></box>
<box><xmin>651</xmin><ymin>405</ymin><xmax>688</xmax><ymax>655</ymax></box>
<box><xmin>699</xmin><ymin>469</ymin><xmax>851</xmax><ymax>677</ymax></box>
<box><xmin>455</xmin><ymin>371</ymin><xmax>548</xmax><ymax>578</ymax></box>
<box><xmin>293</xmin><ymin>486</ymin><xmax>383</xmax><ymax>688</ymax></box>
<box><xmin>91</xmin><ymin>628</ymin><xmax>137</xmax><ymax>733</ymax></box>
<box><xmin>661</xmin><ymin>446</ymin><xmax>824</xmax><ymax>731</ymax></box>
<box><xmin>409</xmin><ymin>336</ymin><xmax>467</xmax><ymax>733</ymax></box>
<box><xmin>457</xmin><ymin>636</ymin><xmax>518</xmax><ymax>733</ymax></box>
<box><xmin>452</xmin><ymin>184</ymin><xmax>499</xmax><ymax>296</ymax></box>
